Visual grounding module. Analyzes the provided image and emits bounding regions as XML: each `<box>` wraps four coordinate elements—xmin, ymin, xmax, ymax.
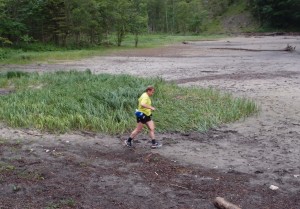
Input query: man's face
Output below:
<box><xmin>148</xmin><ymin>89</ymin><xmax>155</xmax><ymax>96</ymax></box>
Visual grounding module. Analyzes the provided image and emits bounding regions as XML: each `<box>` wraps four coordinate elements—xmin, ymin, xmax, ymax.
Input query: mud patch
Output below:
<box><xmin>0</xmin><ymin>136</ymin><xmax>299</xmax><ymax>209</ymax></box>
<box><xmin>0</xmin><ymin>89</ymin><xmax>14</xmax><ymax>95</ymax></box>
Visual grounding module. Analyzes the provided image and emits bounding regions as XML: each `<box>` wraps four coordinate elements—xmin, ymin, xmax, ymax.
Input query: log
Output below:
<box><xmin>213</xmin><ymin>197</ymin><xmax>241</xmax><ymax>209</ymax></box>
<box><xmin>210</xmin><ymin>47</ymin><xmax>286</xmax><ymax>52</ymax></box>
<box><xmin>210</xmin><ymin>44</ymin><xmax>295</xmax><ymax>52</ymax></box>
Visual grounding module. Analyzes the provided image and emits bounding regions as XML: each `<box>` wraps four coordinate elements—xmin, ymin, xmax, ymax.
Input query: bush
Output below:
<box><xmin>14</xmin><ymin>42</ymin><xmax>63</xmax><ymax>52</ymax></box>
<box><xmin>0</xmin><ymin>48</ymin><xmax>9</xmax><ymax>60</ymax></box>
<box><xmin>0</xmin><ymin>37</ymin><xmax>12</xmax><ymax>47</ymax></box>
<box><xmin>6</xmin><ymin>71</ymin><xmax>29</xmax><ymax>79</ymax></box>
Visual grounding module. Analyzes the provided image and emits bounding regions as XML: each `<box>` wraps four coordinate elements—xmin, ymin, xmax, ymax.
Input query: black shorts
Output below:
<box><xmin>137</xmin><ymin>114</ymin><xmax>152</xmax><ymax>124</ymax></box>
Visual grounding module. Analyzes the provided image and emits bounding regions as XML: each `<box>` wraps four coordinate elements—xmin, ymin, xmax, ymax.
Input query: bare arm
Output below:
<box><xmin>141</xmin><ymin>103</ymin><xmax>155</xmax><ymax>111</ymax></box>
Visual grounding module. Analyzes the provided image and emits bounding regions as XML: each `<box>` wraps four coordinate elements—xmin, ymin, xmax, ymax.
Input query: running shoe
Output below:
<box><xmin>151</xmin><ymin>142</ymin><xmax>162</xmax><ymax>149</ymax></box>
<box><xmin>124</xmin><ymin>140</ymin><xmax>132</xmax><ymax>147</ymax></box>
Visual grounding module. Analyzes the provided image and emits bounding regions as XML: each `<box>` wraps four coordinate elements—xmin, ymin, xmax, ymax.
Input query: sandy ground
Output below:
<box><xmin>0</xmin><ymin>35</ymin><xmax>299</xmax><ymax>209</ymax></box>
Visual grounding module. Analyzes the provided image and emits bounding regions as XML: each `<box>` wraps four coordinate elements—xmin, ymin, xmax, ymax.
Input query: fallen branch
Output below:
<box><xmin>261</xmin><ymin>32</ymin><xmax>285</xmax><ymax>36</ymax></box>
<box><xmin>169</xmin><ymin>183</ymin><xmax>189</xmax><ymax>190</ymax></box>
<box><xmin>213</xmin><ymin>197</ymin><xmax>241</xmax><ymax>209</ymax></box>
<box><xmin>144</xmin><ymin>153</ymin><xmax>153</xmax><ymax>162</ymax></box>
<box><xmin>211</xmin><ymin>44</ymin><xmax>295</xmax><ymax>52</ymax></box>
<box><xmin>210</xmin><ymin>47</ymin><xmax>277</xmax><ymax>51</ymax></box>
<box><xmin>285</xmin><ymin>44</ymin><xmax>296</xmax><ymax>51</ymax></box>
<box><xmin>80</xmin><ymin>130</ymin><xmax>96</xmax><ymax>137</ymax></box>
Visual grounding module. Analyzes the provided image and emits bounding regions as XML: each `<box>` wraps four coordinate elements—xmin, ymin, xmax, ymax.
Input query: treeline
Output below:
<box><xmin>0</xmin><ymin>0</ymin><xmax>149</xmax><ymax>47</ymax></box>
<box><xmin>249</xmin><ymin>0</ymin><xmax>300</xmax><ymax>29</ymax></box>
<box><xmin>0</xmin><ymin>0</ymin><xmax>299</xmax><ymax>48</ymax></box>
<box><xmin>0</xmin><ymin>0</ymin><xmax>239</xmax><ymax>47</ymax></box>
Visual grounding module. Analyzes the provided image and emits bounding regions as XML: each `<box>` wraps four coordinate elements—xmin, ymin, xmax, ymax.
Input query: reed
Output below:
<box><xmin>0</xmin><ymin>71</ymin><xmax>258</xmax><ymax>134</ymax></box>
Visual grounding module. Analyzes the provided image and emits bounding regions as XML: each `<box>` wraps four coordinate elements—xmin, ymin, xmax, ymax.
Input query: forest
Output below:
<box><xmin>0</xmin><ymin>0</ymin><xmax>300</xmax><ymax>48</ymax></box>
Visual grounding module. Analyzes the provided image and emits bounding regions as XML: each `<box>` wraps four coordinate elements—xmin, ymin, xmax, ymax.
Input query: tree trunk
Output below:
<box><xmin>134</xmin><ymin>33</ymin><xmax>138</xmax><ymax>47</ymax></box>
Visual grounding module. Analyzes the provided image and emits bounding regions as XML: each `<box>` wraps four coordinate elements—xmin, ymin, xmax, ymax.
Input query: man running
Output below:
<box><xmin>125</xmin><ymin>86</ymin><xmax>162</xmax><ymax>149</ymax></box>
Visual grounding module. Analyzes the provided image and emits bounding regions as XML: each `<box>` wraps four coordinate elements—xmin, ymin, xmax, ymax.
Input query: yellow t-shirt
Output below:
<box><xmin>138</xmin><ymin>92</ymin><xmax>151</xmax><ymax>116</ymax></box>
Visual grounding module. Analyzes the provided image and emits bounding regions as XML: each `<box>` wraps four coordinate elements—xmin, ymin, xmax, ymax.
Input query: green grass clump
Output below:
<box><xmin>0</xmin><ymin>161</ymin><xmax>15</xmax><ymax>172</ymax></box>
<box><xmin>0</xmin><ymin>71</ymin><xmax>258</xmax><ymax>134</ymax></box>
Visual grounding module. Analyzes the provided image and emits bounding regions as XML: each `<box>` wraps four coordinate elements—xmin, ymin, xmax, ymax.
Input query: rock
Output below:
<box><xmin>269</xmin><ymin>185</ymin><xmax>279</xmax><ymax>190</ymax></box>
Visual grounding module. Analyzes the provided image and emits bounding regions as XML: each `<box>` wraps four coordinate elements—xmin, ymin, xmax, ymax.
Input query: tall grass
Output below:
<box><xmin>0</xmin><ymin>71</ymin><xmax>258</xmax><ymax>134</ymax></box>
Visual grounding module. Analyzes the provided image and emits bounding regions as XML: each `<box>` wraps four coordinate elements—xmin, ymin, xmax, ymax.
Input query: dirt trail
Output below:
<box><xmin>0</xmin><ymin>36</ymin><xmax>299</xmax><ymax>209</ymax></box>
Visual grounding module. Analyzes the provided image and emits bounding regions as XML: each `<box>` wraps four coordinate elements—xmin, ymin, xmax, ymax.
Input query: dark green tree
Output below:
<box><xmin>110</xmin><ymin>0</ymin><xmax>131</xmax><ymax>46</ymax></box>
<box><xmin>250</xmin><ymin>0</ymin><xmax>300</xmax><ymax>28</ymax></box>
<box><xmin>129</xmin><ymin>0</ymin><xmax>148</xmax><ymax>47</ymax></box>
<box><xmin>147</xmin><ymin>0</ymin><xmax>167</xmax><ymax>32</ymax></box>
<box><xmin>67</xmin><ymin>0</ymin><xmax>101</xmax><ymax>46</ymax></box>
<box><xmin>0</xmin><ymin>0</ymin><xmax>28</xmax><ymax>43</ymax></box>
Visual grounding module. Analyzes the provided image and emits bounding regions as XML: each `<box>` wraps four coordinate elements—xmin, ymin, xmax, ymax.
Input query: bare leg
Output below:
<box><xmin>146</xmin><ymin>120</ymin><xmax>155</xmax><ymax>140</ymax></box>
<box><xmin>130</xmin><ymin>122</ymin><xmax>144</xmax><ymax>139</ymax></box>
